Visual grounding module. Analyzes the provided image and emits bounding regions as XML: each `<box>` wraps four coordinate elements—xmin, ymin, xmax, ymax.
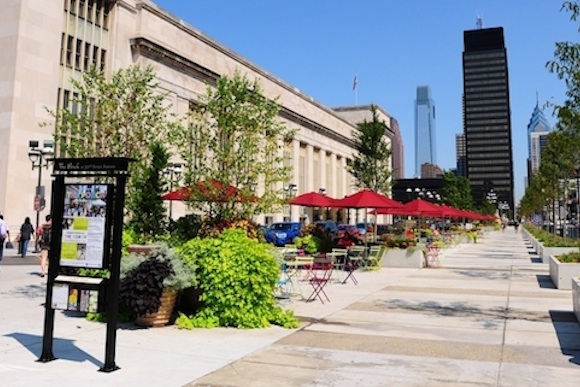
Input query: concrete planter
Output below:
<box><xmin>549</xmin><ymin>255</ymin><xmax>580</xmax><ymax>290</ymax></box>
<box><xmin>382</xmin><ymin>248</ymin><xmax>425</xmax><ymax>268</ymax></box>
<box><xmin>573</xmin><ymin>277</ymin><xmax>580</xmax><ymax>324</ymax></box>
<box><xmin>542</xmin><ymin>247</ymin><xmax>578</xmax><ymax>264</ymax></box>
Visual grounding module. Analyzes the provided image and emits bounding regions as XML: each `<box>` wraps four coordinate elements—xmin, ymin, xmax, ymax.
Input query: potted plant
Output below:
<box><xmin>382</xmin><ymin>237</ymin><xmax>425</xmax><ymax>268</ymax></box>
<box><xmin>294</xmin><ymin>234</ymin><xmax>320</xmax><ymax>255</ymax></box>
<box><xmin>549</xmin><ymin>251</ymin><xmax>580</xmax><ymax>290</ymax></box>
<box><xmin>120</xmin><ymin>243</ymin><xmax>197</xmax><ymax>327</ymax></box>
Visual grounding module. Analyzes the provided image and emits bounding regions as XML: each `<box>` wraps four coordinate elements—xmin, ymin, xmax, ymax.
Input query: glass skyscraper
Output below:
<box><xmin>414</xmin><ymin>86</ymin><xmax>436</xmax><ymax>177</ymax></box>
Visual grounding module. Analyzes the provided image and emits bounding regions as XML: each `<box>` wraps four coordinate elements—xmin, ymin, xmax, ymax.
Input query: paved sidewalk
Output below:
<box><xmin>1</xmin><ymin>229</ymin><xmax>579</xmax><ymax>386</ymax></box>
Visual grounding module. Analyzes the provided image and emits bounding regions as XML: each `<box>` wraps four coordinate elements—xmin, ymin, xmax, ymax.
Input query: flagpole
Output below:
<box><xmin>353</xmin><ymin>74</ymin><xmax>358</xmax><ymax>105</ymax></box>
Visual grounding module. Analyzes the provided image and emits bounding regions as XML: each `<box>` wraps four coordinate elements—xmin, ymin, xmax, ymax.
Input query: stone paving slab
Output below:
<box><xmin>3</xmin><ymin>229</ymin><xmax>580</xmax><ymax>386</ymax></box>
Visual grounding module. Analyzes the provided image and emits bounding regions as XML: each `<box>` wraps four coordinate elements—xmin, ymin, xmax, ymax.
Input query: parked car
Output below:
<box><xmin>355</xmin><ymin>222</ymin><xmax>374</xmax><ymax>235</ymax></box>
<box><xmin>264</xmin><ymin>222</ymin><xmax>302</xmax><ymax>246</ymax></box>
<box><xmin>314</xmin><ymin>220</ymin><xmax>339</xmax><ymax>238</ymax></box>
<box><xmin>337</xmin><ymin>223</ymin><xmax>359</xmax><ymax>235</ymax></box>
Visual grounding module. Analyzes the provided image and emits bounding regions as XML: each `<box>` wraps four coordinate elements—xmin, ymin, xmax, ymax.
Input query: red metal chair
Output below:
<box><xmin>305</xmin><ymin>260</ymin><xmax>333</xmax><ymax>303</ymax></box>
<box><xmin>342</xmin><ymin>256</ymin><xmax>362</xmax><ymax>285</ymax></box>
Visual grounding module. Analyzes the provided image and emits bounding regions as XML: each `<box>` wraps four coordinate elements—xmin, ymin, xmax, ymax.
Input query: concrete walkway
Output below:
<box><xmin>1</xmin><ymin>228</ymin><xmax>579</xmax><ymax>386</ymax></box>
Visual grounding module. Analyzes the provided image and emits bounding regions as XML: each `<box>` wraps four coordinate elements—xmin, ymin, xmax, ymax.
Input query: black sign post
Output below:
<box><xmin>38</xmin><ymin>158</ymin><xmax>132</xmax><ymax>373</ymax></box>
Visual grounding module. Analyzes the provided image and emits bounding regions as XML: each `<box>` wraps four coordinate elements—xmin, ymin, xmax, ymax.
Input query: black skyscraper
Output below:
<box><xmin>462</xmin><ymin>27</ymin><xmax>514</xmax><ymax>212</ymax></box>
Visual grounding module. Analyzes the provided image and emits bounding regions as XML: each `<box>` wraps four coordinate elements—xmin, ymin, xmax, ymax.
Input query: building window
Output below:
<box><xmin>83</xmin><ymin>42</ymin><xmax>91</xmax><ymax>70</ymax></box>
<box><xmin>75</xmin><ymin>39</ymin><xmax>82</xmax><ymax>69</ymax></box>
<box><xmin>78</xmin><ymin>0</ymin><xmax>85</xmax><ymax>19</ymax></box>
<box><xmin>92</xmin><ymin>46</ymin><xmax>99</xmax><ymax>67</ymax></box>
<box><xmin>65</xmin><ymin>35</ymin><xmax>73</xmax><ymax>67</ymax></box>
<box><xmin>100</xmin><ymin>49</ymin><xmax>106</xmax><ymax>71</ymax></box>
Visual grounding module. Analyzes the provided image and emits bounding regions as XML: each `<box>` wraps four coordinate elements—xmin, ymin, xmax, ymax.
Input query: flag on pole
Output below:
<box><xmin>352</xmin><ymin>75</ymin><xmax>358</xmax><ymax>91</ymax></box>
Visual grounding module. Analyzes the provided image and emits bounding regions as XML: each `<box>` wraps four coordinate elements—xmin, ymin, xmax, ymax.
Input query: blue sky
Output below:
<box><xmin>154</xmin><ymin>0</ymin><xmax>578</xmax><ymax>202</ymax></box>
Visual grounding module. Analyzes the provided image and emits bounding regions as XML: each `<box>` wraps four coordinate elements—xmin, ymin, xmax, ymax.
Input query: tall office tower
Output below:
<box><xmin>463</xmin><ymin>27</ymin><xmax>514</xmax><ymax>211</ymax></box>
<box><xmin>527</xmin><ymin>100</ymin><xmax>552</xmax><ymax>178</ymax></box>
<box><xmin>414</xmin><ymin>86</ymin><xmax>436</xmax><ymax>177</ymax></box>
<box><xmin>390</xmin><ymin>117</ymin><xmax>405</xmax><ymax>179</ymax></box>
<box><xmin>455</xmin><ymin>133</ymin><xmax>467</xmax><ymax>177</ymax></box>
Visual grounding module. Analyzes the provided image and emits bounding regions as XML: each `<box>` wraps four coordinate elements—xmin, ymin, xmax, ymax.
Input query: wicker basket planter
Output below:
<box><xmin>135</xmin><ymin>289</ymin><xmax>178</xmax><ymax>327</ymax></box>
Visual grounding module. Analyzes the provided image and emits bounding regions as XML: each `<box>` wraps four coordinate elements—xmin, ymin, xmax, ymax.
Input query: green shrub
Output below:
<box><xmin>524</xmin><ymin>224</ymin><xmax>579</xmax><ymax>247</ymax></box>
<box><xmin>556</xmin><ymin>252</ymin><xmax>580</xmax><ymax>263</ymax></box>
<box><xmin>176</xmin><ymin>228</ymin><xmax>299</xmax><ymax>329</ymax></box>
<box><xmin>294</xmin><ymin>234</ymin><xmax>321</xmax><ymax>254</ymax></box>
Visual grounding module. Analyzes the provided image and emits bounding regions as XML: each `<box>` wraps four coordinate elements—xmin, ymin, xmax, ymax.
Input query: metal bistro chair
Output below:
<box><xmin>275</xmin><ymin>263</ymin><xmax>293</xmax><ymax>303</ymax></box>
<box><xmin>425</xmin><ymin>243</ymin><xmax>441</xmax><ymax>268</ymax></box>
<box><xmin>364</xmin><ymin>245</ymin><xmax>386</xmax><ymax>270</ymax></box>
<box><xmin>306</xmin><ymin>259</ymin><xmax>333</xmax><ymax>304</ymax></box>
<box><xmin>342</xmin><ymin>254</ymin><xmax>362</xmax><ymax>285</ymax></box>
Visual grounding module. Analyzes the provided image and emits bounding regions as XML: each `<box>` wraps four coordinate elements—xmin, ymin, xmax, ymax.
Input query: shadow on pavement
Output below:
<box><xmin>536</xmin><ymin>274</ymin><xmax>556</xmax><ymax>289</ymax></box>
<box><xmin>4</xmin><ymin>332</ymin><xmax>103</xmax><ymax>368</ymax></box>
<box><xmin>549</xmin><ymin>310</ymin><xmax>580</xmax><ymax>366</ymax></box>
<box><xmin>1</xmin><ymin>283</ymin><xmax>46</xmax><ymax>299</ymax></box>
<box><xmin>452</xmin><ymin>269</ymin><xmax>510</xmax><ymax>280</ymax></box>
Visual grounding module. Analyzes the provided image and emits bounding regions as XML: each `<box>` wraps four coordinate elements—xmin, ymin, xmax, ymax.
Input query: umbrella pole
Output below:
<box><xmin>364</xmin><ymin>208</ymin><xmax>368</xmax><ymax>250</ymax></box>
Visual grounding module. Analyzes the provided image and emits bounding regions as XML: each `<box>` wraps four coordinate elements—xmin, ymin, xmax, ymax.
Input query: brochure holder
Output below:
<box><xmin>52</xmin><ymin>275</ymin><xmax>107</xmax><ymax>313</ymax></box>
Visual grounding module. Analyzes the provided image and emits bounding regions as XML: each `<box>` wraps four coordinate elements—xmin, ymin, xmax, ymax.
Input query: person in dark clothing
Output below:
<box><xmin>19</xmin><ymin>217</ymin><xmax>35</xmax><ymax>258</ymax></box>
<box><xmin>39</xmin><ymin>214</ymin><xmax>52</xmax><ymax>277</ymax></box>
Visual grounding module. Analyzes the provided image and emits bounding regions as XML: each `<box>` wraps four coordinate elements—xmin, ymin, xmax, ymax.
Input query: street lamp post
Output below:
<box><xmin>318</xmin><ymin>188</ymin><xmax>329</xmax><ymax>220</ymax></box>
<box><xmin>28</xmin><ymin>140</ymin><xmax>54</xmax><ymax>253</ymax></box>
<box><xmin>163</xmin><ymin>163</ymin><xmax>182</xmax><ymax>220</ymax></box>
<box><xmin>284</xmin><ymin>183</ymin><xmax>297</xmax><ymax>221</ymax></box>
<box><xmin>486</xmin><ymin>189</ymin><xmax>498</xmax><ymax>216</ymax></box>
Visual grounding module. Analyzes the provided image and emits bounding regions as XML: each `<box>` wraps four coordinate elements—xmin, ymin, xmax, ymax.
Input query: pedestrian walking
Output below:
<box><xmin>0</xmin><ymin>214</ymin><xmax>11</xmax><ymax>260</ymax></box>
<box><xmin>19</xmin><ymin>217</ymin><xmax>35</xmax><ymax>258</ymax></box>
<box><xmin>39</xmin><ymin>214</ymin><xmax>52</xmax><ymax>277</ymax></box>
<box><xmin>514</xmin><ymin>220</ymin><xmax>520</xmax><ymax>233</ymax></box>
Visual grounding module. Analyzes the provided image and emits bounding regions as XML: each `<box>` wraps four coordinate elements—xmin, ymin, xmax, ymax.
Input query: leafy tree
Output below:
<box><xmin>172</xmin><ymin>70</ymin><xmax>294</xmax><ymax>221</ymax></box>
<box><xmin>127</xmin><ymin>141</ymin><xmax>169</xmax><ymax>242</ymax></box>
<box><xmin>441</xmin><ymin>171</ymin><xmax>473</xmax><ymax>209</ymax></box>
<box><xmin>45</xmin><ymin>65</ymin><xmax>179</xmax><ymax>226</ymax></box>
<box><xmin>347</xmin><ymin>105</ymin><xmax>393</xmax><ymax>193</ymax></box>
<box><xmin>478</xmin><ymin>198</ymin><xmax>497</xmax><ymax>216</ymax></box>
<box><xmin>547</xmin><ymin>1</ymin><xmax>580</xmax><ymax>137</ymax></box>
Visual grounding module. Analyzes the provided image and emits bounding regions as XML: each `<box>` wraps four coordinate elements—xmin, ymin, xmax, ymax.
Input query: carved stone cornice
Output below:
<box><xmin>130</xmin><ymin>36</ymin><xmax>354</xmax><ymax>148</ymax></box>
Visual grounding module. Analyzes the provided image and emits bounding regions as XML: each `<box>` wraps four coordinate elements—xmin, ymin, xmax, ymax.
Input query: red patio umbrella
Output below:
<box><xmin>289</xmin><ymin>191</ymin><xmax>336</xmax><ymax>207</ymax></box>
<box><xmin>161</xmin><ymin>179</ymin><xmax>253</xmax><ymax>202</ymax></box>
<box><xmin>332</xmin><ymin>189</ymin><xmax>403</xmax><ymax>243</ymax></box>
<box><xmin>373</xmin><ymin>198</ymin><xmax>442</xmax><ymax>217</ymax></box>
<box><xmin>438</xmin><ymin>204</ymin><xmax>464</xmax><ymax>218</ymax></box>
<box><xmin>332</xmin><ymin>189</ymin><xmax>403</xmax><ymax>209</ymax></box>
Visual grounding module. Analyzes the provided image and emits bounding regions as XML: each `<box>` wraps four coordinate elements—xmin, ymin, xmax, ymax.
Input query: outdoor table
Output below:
<box><xmin>283</xmin><ymin>256</ymin><xmax>314</xmax><ymax>297</ymax></box>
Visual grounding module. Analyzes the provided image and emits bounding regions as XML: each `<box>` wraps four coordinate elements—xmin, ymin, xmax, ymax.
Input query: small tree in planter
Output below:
<box><xmin>127</xmin><ymin>141</ymin><xmax>170</xmax><ymax>243</ymax></box>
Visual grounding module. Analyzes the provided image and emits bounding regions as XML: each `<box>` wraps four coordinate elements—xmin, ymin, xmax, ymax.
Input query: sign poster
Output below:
<box><xmin>60</xmin><ymin>184</ymin><xmax>109</xmax><ymax>268</ymax></box>
<box><xmin>51</xmin><ymin>283</ymin><xmax>69</xmax><ymax>310</ymax></box>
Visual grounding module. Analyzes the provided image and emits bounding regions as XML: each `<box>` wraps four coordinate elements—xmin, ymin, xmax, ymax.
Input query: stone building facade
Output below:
<box><xmin>0</xmin><ymin>0</ymin><xmax>395</xmax><ymax>229</ymax></box>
